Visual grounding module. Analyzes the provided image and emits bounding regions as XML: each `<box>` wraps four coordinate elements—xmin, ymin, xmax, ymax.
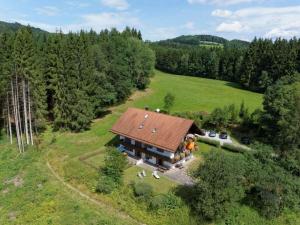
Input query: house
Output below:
<box><xmin>111</xmin><ymin>108</ymin><xmax>202</xmax><ymax>169</ymax></box>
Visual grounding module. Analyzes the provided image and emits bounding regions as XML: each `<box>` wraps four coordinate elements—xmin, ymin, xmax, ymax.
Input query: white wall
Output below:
<box><xmin>163</xmin><ymin>160</ymin><xmax>175</xmax><ymax>169</ymax></box>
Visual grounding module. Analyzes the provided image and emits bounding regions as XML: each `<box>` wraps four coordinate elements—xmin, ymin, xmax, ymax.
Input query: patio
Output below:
<box><xmin>127</xmin><ymin>154</ymin><xmax>195</xmax><ymax>186</ymax></box>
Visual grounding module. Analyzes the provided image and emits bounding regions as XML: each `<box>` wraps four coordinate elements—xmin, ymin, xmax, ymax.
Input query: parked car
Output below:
<box><xmin>219</xmin><ymin>131</ymin><xmax>228</xmax><ymax>139</ymax></box>
<box><xmin>209</xmin><ymin>130</ymin><xmax>217</xmax><ymax>137</ymax></box>
<box><xmin>241</xmin><ymin>136</ymin><xmax>251</xmax><ymax>145</ymax></box>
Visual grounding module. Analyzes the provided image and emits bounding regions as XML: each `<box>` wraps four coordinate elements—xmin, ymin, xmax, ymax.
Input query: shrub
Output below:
<box><xmin>96</xmin><ymin>147</ymin><xmax>128</xmax><ymax>194</ymax></box>
<box><xmin>248</xmin><ymin>186</ymin><xmax>284</xmax><ymax>219</ymax></box>
<box><xmin>192</xmin><ymin>151</ymin><xmax>246</xmax><ymax>220</ymax></box>
<box><xmin>197</xmin><ymin>136</ymin><xmax>220</xmax><ymax>148</ymax></box>
<box><xmin>149</xmin><ymin>193</ymin><xmax>181</xmax><ymax>210</ymax></box>
<box><xmin>222</xmin><ymin>143</ymin><xmax>250</xmax><ymax>153</ymax></box>
<box><xmin>133</xmin><ymin>182</ymin><xmax>153</xmax><ymax>199</ymax></box>
<box><xmin>96</xmin><ymin>176</ymin><xmax>117</xmax><ymax>194</ymax></box>
<box><xmin>101</xmin><ymin>147</ymin><xmax>128</xmax><ymax>185</ymax></box>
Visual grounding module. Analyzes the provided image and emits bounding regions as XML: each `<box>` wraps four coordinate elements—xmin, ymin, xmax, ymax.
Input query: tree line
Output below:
<box><xmin>0</xmin><ymin>26</ymin><xmax>155</xmax><ymax>151</ymax></box>
<box><xmin>152</xmin><ymin>37</ymin><xmax>300</xmax><ymax>92</ymax></box>
<box><xmin>175</xmin><ymin>73</ymin><xmax>300</xmax><ymax>221</ymax></box>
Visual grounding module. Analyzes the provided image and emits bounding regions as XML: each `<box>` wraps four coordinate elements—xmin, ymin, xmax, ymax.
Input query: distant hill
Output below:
<box><xmin>0</xmin><ymin>21</ymin><xmax>48</xmax><ymax>35</ymax></box>
<box><xmin>156</xmin><ymin>35</ymin><xmax>250</xmax><ymax>48</ymax></box>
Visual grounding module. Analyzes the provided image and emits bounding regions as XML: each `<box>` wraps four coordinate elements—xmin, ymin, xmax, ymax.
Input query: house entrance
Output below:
<box><xmin>157</xmin><ymin>158</ymin><xmax>163</xmax><ymax>166</ymax></box>
<box><xmin>135</xmin><ymin>150</ymin><xmax>141</xmax><ymax>158</ymax></box>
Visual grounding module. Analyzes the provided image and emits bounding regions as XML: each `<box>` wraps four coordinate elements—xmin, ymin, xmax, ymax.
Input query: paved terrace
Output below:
<box><xmin>128</xmin><ymin>155</ymin><xmax>195</xmax><ymax>186</ymax></box>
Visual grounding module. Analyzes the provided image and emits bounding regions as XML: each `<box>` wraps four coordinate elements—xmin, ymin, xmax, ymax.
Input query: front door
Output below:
<box><xmin>158</xmin><ymin>158</ymin><xmax>163</xmax><ymax>166</ymax></box>
<box><xmin>135</xmin><ymin>150</ymin><xmax>141</xmax><ymax>158</ymax></box>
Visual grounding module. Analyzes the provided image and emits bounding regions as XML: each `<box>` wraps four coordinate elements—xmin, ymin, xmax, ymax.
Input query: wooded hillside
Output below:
<box><xmin>0</xmin><ymin>26</ymin><xmax>155</xmax><ymax>151</ymax></box>
<box><xmin>152</xmin><ymin>37</ymin><xmax>300</xmax><ymax>92</ymax></box>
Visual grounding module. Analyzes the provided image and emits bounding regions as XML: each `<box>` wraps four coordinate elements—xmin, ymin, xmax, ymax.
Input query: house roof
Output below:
<box><xmin>111</xmin><ymin>108</ymin><xmax>195</xmax><ymax>152</ymax></box>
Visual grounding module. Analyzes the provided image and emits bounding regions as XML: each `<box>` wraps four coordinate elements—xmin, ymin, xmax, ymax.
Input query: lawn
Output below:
<box><xmin>123</xmin><ymin>166</ymin><xmax>177</xmax><ymax>194</ymax></box>
<box><xmin>3</xmin><ymin>70</ymin><xmax>287</xmax><ymax>225</ymax></box>
<box><xmin>133</xmin><ymin>70</ymin><xmax>263</xmax><ymax>113</ymax></box>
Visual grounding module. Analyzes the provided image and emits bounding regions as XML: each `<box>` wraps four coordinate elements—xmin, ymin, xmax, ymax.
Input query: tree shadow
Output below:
<box><xmin>224</xmin><ymin>82</ymin><xmax>247</xmax><ymax>91</ymax></box>
<box><xmin>105</xmin><ymin>135</ymin><xmax>120</xmax><ymax>147</ymax></box>
<box><xmin>95</xmin><ymin>109</ymin><xmax>112</xmax><ymax>119</ymax></box>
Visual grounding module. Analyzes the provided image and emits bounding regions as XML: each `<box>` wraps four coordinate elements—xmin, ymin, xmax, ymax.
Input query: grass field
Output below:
<box><xmin>2</xmin><ymin>70</ymin><xmax>298</xmax><ymax>225</ymax></box>
<box><xmin>0</xmin><ymin>140</ymin><xmax>137</xmax><ymax>225</ymax></box>
<box><xmin>133</xmin><ymin>70</ymin><xmax>263</xmax><ymax>113</ymax></box>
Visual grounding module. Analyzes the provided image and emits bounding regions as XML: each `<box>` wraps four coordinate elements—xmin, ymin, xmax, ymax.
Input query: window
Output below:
<box><xmin>157</xmin><ymin>148</ymin><xmax>164</xmax><ymax>153</ymax></box>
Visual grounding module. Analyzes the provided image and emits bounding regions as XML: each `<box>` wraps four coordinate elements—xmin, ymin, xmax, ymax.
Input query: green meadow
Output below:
<box><xmin>133</xmin><ymin>70</ymin><xmax>263</xmax><ymax>113</ymax></box>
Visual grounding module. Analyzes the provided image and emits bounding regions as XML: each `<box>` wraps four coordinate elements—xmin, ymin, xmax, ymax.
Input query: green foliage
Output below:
<box><xmin>261</xmin><ymin>77</ymin><xmax>300</xmax><ymax>152</ymax></box>
<box><xmin>173</xmin><ymin>111</ymin><xmax>207</xmax><ymax>127</ymax></box>
<box><xmin>149</xmin><ymin>193</ymin><xmax>181</xmax><ymax>211</ymax></box>
<box><xmin>102</xmin><ymin>147</ymin><xmax>128</xmax><ymax>185</ymax></box>
<box><xmin>222</xmin><ymin>143</ymin><xmax>250</xmax><ymax>153</ymax></box>
<box><xmin>197</xmin><ymin>136</ymin><xmax>220</xmax><ymax>148</ymax></box>
<box><xmin>163</xmin><ymin>92</ymin><xmax>175</xmax><ymax>113</ymax></box>
<box><xmin>133</xmin><ymin>181</ymin><xmax>153</xmax><ymax>199</ymax></box>
<box><xmin>248</xmin><ymin>186</ymin><xmax>284</xmax><ymax>219</ymax></box>
<box><xmin>0</xmin><ymin>26</ymin><xmax>154</xmax><ymax>132</ymax></box>
<box><xmin>203</xmin><ymin>103</ymin><xmax>241</xmax><ymax>129</ymax></box>
<box><xmin>96</xmin><ymin>148</ymin><xmax>128</xmax><ymax>194</ymax></box>
<box><xmin>192</xmin><ymin>151</ymin><xmax>246</xmax><ymax>220</ymax></box>
<box><xmin>12</xmin><ymin>27</ymin><xmax>47</xmax><ymax>129</ymax></box>
<box><xmin>244</xmin><ymin>143</ymin><xmax>300</xmax><ymax>218</ymax></box>
<box><xmin>96</xmin><ymin>176</ymin><xmax>118</xmax><ymax>194</ymax></box>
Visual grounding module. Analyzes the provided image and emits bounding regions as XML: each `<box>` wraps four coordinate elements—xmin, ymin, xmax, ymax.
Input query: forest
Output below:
<box><xmin>0</xmin><ymin>26</ymin><xmax>155</xmax><ymax>152</ymax></box>
<box><xmin>152</xmin><ymin>36</ymin><xmax>300</xmax><ymax>92</ymax></box>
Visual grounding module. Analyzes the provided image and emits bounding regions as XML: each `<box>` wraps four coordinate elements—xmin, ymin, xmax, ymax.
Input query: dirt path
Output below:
<box><xmin>46</xmin><ymin>159</ymin><xmax>144</xmax><ymax>225</ymax></box>
<box><xmin>44</xmin><ymin>88</ymin><xmax>154</xmax><ymax>225</ymax></box>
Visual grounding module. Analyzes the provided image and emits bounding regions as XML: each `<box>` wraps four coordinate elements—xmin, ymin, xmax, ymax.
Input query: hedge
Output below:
<box><xmin>197</xmin><ymin>136</ymin><xmax>221</xmax><ymax>148</ymax></box>
<box><xmin>222</xmin><ymin>143</ymin><xmax>250</xmax><ymax>153</ymax></box>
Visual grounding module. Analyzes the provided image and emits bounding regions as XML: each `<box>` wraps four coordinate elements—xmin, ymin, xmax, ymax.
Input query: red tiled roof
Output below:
<box><xmin>111</xmin><ymin>108</ymin><xmax>195</xmax><ymax>152</ymax></box>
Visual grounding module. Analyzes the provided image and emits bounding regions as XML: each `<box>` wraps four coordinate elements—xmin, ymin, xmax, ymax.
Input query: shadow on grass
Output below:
<box><xmin>105</xmin><ymin>135</ymin><xmax>120</xmax><ymax>147</ymax></box>
<box><xmin>224</xmin><ymin>82</ymin><xmax>247</xmax><ymax>91</ymax></box>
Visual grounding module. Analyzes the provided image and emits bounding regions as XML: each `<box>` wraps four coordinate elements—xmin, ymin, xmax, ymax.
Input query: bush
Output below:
<box><xmin>222</xmin><ymin>143</ymin><xmax>250</xmax><ymax>153</ymax></box>
<box><xmin>197</xmin><ymin>136</ymin><xmax>220</xmax><ymax>148</ymax></box>
<box><xmin>133</xmin><ymin>182</ymin><xmax>153</xmax><ymax>199</ymax></box>
<box><xmin>101</xmin><ymin>147</ymin><xmax>128</xmax><ymax>185</ymax></box>
<box><xmin>96</xmin><ymin>147</ymin><xmax>128</xmax><ymax>194</ymax></box>
<box><xmin>192</xmin><ymin>151</ymin><xmax>246</xmax><ymax>220</ymax></box>
<box><xmin>96</xmin><ymin>176</ymin><xmax>117</xmax><ymax>194</ymax></box>
<box><xmin>248</xmin><ymin>186</ymin><xmax>284</xmax><ymax>219</ymax></box>
<box><xmin>149</xmin><ymin>193</ymin><xmax>181</xmax><ymax>210</ymax></box>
